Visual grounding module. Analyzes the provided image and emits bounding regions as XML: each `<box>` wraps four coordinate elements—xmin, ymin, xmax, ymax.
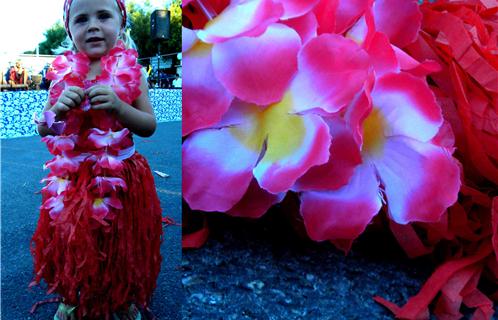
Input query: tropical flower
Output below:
<box><xmin>41</xmin><ymin>176</ymin><xmax>71</xmax><ymax>196</ymax></box>
<box><xmin>183</xmin><ymin>28</ymin><xmax>371</xmax><ymax>213</ymax></box>
<box><xmin>99</xmin><ymin>41</ymin><xmax>142</xmax><ymax>104</ymax></box>
<box><xmin>297</xmin><ymin>71</ymin><xmax>461</xmax><ymax>244</ymax></box>
<box><xmin>44</xmin><ymin>154</ymin><xmax>81</xmax><ymax>176</ymax></box>
<box><xmin>87</xmin><ymin>128</ymin><xmax>130</xmax><ymax>149</ymax></box>
<box><xmin>41</xmin><ymin>195</ymin><xmax>65</xmax><ymax>220</ymax></box>
<box><xmin>92</xmin><ymin>196</ymin><xmax>123</xmax><ymax>220</ymax></box>
<box><xmin>90</xmin><ymin>176</ymin><xmax>128</xmax><ymax>195</ymax></box>
<box><xmin>41</xmin><ymin>134</ymin><xmax>77</xmax><ymax>154</ymax></box>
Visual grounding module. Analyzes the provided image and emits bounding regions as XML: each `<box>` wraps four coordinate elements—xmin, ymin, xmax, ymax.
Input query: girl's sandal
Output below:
<box><xmin>53</xmin><ymin>303</ymin><xmax>76</xmax><ymax>320</ymax></box>
<box><xmin>112</xmin><ymin>304</ymin><xmax>142</xmax><ymax>320</ymax></box>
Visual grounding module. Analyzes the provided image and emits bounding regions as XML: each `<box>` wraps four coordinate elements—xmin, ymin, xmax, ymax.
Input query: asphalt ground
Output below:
<box><xmin>1</xmin><ymin>121</ymin><xmax>182</xmax><ymax>319</ymax></box>
<box><xmin>182</xmin><ymin>197</ymin><xmax>498</xmax><ymax>319</ymax></box>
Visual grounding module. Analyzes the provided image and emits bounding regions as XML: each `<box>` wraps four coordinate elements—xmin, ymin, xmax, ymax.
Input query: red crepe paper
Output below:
<box><xmin>182</xmin><ymin>216</ymin><xmax>210</xmax><ymax>249</ymax></box>
<box><xmin>375</xmin><ymin>242</ymin><xmax>493</xmax><ymax>319</ymax></box>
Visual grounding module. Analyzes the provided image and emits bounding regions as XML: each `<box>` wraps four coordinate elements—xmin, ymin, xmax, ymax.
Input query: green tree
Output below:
<box><xmin>38</xmin><ymin>22</ymin><xmax>67</xmax><ymax>55</ymax></box>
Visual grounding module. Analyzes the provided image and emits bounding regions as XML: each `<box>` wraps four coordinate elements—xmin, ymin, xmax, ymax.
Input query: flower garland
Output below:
<box><xmin>34</xmin><ymin>41</ymin><xmax>142</xmax><ymax>224</ymax></box>
<box><xmin>182</xmin><ymin>0</ymin><xmax>497</xmax><ymax>318</ymax></box>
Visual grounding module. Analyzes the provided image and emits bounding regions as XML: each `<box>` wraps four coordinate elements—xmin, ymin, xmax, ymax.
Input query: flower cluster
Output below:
<box><xmin>38</xmin><ymin>41</ymin><xmax>141</xmax><ymax>223</ymax></box>
<box><xmin>182</xmin><ymin>0</ymin><xmax>461</xmax><ymax>248</ymax></box>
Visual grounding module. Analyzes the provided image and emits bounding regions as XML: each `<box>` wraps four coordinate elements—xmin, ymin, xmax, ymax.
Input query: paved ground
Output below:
<box><xmin>1</xmin><ymin>121</ymin><xmax>182</xmax><ymax>319</ymax></box>
<box><xmin>182</xmin><ymin>198</ymin><xmax>497</xmax><ymax>319</ymax></box>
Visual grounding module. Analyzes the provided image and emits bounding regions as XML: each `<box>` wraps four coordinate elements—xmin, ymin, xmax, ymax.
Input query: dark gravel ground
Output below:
<box><xmin>181</xmin><ymin>197</ymin><xmax>497</xmax><ymax>320</ymax></box>
<box><xmin>1</xmin><ymin>121</ymin><xmax>182</xmax><ymax>319</ymax></box>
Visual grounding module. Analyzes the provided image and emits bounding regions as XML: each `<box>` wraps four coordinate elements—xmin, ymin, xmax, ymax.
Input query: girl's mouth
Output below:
<box><xmin>86</xmin><ymin>37</ymin><xmax>104</xmax><ymax>43</ymax></box>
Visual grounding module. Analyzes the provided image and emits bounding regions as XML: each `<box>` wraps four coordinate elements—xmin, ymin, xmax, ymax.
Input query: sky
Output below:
<box><xmin>0</xmin><ymin>0</ymin><xmax>171</xmax><ymax>58</ymax></box>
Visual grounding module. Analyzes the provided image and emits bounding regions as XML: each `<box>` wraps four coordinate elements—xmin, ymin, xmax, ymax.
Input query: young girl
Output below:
<box><xmin>31</xmin><ymin>0</ymin><xmax>162</xmax><ymax>319</ymax></box>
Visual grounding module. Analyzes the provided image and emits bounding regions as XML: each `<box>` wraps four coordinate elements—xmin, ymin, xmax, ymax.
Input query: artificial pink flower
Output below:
<box><xmin>33</xmin><ymin>111</ymin><xmax>66</xmax><ymax>135</ymax></box>
<box><xmin>46</xmin><ymin>51</ymin><xmax>90</xmax><ymax>83</ymax></box>
<box><xmin>183</xmin><ymin>0</ymin><xmax>292</xmax><ymax>136</ymax></box>
<box><xmin>44</xmin><ymin>154</ymin><xmax>81</xmax><ymax>176</ymax></box>
<box><xmin>298</xmin><ymin>72</ymin><xmax>461</xmax><ymax>243</ymax></box>
<box><xmin>87</xmin><ymin>128</ymin><xmax>130</xmax><ymax>149</ymax></box>
<box><xmin>94</xmin><ymin>153</ymin><xmax>124</xmax><ymax>171</ymax></box>
<box><xmin>42</xmin><ymin>134</ymin><xmax>77</xmax><ymax>154</ymax></box>
<box><xmin>41</xmin><ymin>176</ymin><xmax>70</xmax><ymax>196</ymax></box>
<box><xmin>183</xmin><ymin>95</ymin><xmax>331</xmax><ymax>212</ymax></box>
<box><xmin>41</xmin><ymin>195</ymin><xmax>65</xmax><ymax>220</ymax></box>
<box><xmin>99</xmin><ymin>41</ymin><xmax>142</xmax><ymax>104</ymax></box>
<box><xmin>92</xmin><ymin>196</ymin><xmax>123</xmax><ymax>220</ymax></box>
<box><xmin>90</xmin><ymin>176</ymin><xmax>128</xmax><ymax>195</ymax></box>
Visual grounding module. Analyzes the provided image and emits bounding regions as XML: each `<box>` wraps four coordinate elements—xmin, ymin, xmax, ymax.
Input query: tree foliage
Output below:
<box><xmin>37</xmin><ymin>22</ymin><xmax>67</xmax><ymax>55</ymax></box>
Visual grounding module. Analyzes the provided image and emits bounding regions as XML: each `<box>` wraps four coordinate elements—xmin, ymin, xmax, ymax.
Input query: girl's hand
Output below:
<box><xmin>86</xmin><ymin>85</ymin><xmax>123</xmax><ymax>114</ymax></box>
<box><xmin>51</xmin><ymin>86</ymin><xmax>85</xmax><ymax>117</ymax></box>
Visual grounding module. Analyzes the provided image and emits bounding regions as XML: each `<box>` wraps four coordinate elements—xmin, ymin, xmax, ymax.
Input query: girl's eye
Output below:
<box><xmin>75</xmin><ymin>16</ymin><xmax>87</xmax><ymax>23</ymax></box>
<box><xmin>99</xmin><ymin>13</ymin><xmax>111</xmax><ymax>20</ymax></box>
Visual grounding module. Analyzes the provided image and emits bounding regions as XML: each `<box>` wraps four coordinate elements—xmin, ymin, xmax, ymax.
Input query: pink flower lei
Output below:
<box><xmin>36</xmin><ymin>40</ymin><xmax>142</xmax><ymax>223</ymax></box>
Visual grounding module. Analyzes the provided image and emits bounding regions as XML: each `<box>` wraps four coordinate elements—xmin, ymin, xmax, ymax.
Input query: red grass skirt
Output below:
<box><xmin>31</xmin><ymin>153</ymin><xmax>163</xmax><ymax>319</ymax></box>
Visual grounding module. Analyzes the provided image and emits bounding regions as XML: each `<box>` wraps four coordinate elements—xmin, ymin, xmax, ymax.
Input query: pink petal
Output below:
<box><xmin>313</xmin><ymin>0</ymin><xmax>338</xmax><ymax>34</ymax></box>
<box><xmin>92</xmin><ymin>199</ymin><xmax>109</xmax><ymax>218</ymax></box>
<box><xmin>372</xmin><ymin>0</ymin><xmax>422</xmax><ymax>48</ymax></box>
<box><xmin>212</xmin><ymin>23</ymin><xmax>300</xmax><ymax>106</ymax></box>
<box><xmin>96</xmin><ymin>154</ymin><xmax>124</xmax><ymax>171</ymax></box>
<box><xmin>344</xmin><ymin>71</ymin><xmax>375</xmax><ymax>147</ymax></box>
<box><xmin>371</xmin><ymin>72</ymin><xmax>443</xmax><ymax>142</ymax></box>
<box><xmin>364</xmin><ymin>32</ymin><xmax>399</xmax><ymax>76</ymax></box>
<box><xmin>374</xmin><ymin>137</ymin><xmax>460</xmax><ymax>224</ymax></box>
<box><xmin>291</xmin><ymin>34</ymin><xmax>370</xmax><ymax>113</ymax></box>
<box><xmin>91</xmin><ymin>176</ymin><xmax>128</xmax><ymax>194</ymax></box>
<box><xmin>293</xmin><ymin>117</ymin><xmax>362</xmax><ymax>191</ymax></box>
<box><xmin>275</xmin><ymin>0</ymin><xmax>320</xmax><ymax>19</ymax></box>
<box><xmin>45</xmin><ymin>155</ymin><xmax>80</xmax><ymax>176</ymax></box>
<box><xmin>104</xmin><ymin>197</ymin><xmax>123</xmax><ymax>210</ymax></box>
<box><xmin>42</xmin><ymin>195</ymin><xmax>65</xmax><ymax>219</ymax></box>
<box><xmin>182</xmin><ymin>27</ymin><xmax>198</xmax><ymax>52</ymax></box>
<box><xmin>334</xmin><ymin>0</ymin><xmax>370</xmax><ymax>34</ymax></box>
<box><xmin>182</xmin><ymin>109</ymin><xmax>263</xmax><ymax>211</ymax></box>
<box><xmin>44</xmin><ymin>111</ymin><xmax>56</xmax><ymax>128</ymax></box>
<box><xmin>254</xmin><ymin>98</ymin><xmax>331</xmax><ymax>193</ymax></box>
<box><xmin>197</xmin><ymin>0</ymin><xmax>284</xmax><ymax>43</ymax></box>
<box><xmin>300</xmin><ymin>164</ymin><xmax>382</xmax><ymax>241</ymax></box>
<box><xmin>281</xmin><ymin>10</ymin><xmax>318</xmax><ymax>44</ymax></box>
<box><xmin>183</xmin><ymin>42</ymin><xmax>233</xmax><ymax>136</ymax></box>
<box><xmin>227</xmin><ymin>179</ymin><xmax>285</xmax><ymax>218</ymax></box>
<box><xmin>392</xmin><ymin>45</ymin><xmax>441</xmax><ymax>77</ymax></box>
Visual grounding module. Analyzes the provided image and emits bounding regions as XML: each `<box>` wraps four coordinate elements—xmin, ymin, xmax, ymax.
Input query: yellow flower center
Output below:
<box><xmin>94</xmin><ymin>198</ymin><xmax>104</xmax><ymax>206</ymax></box>
<box><xmin>362</xmin><ymin>108</ymin><xmax>387</xmax><ymax>156</ymax></box>
<box><xmin>229</xmin><ymin>92</ymin><xmax>305</xmax><ymax>162</ymax></box>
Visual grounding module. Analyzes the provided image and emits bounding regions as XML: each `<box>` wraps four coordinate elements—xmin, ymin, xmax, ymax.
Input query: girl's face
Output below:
<box><xmin>68</xmin><ymin>0</ymin><xmax>122</xmax><ymax>60</ymax></box>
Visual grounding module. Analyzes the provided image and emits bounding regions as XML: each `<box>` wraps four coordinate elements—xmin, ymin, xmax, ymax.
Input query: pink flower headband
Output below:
<box><xmin>63</xmin><ymin>0</ymin><xmax>127</xmax><ymax>38</ymax></box>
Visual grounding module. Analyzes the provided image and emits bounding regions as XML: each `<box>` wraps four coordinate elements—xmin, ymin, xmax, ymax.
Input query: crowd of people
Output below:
<box><xmin>1</xmin><ymin>59</ymin><xmax>53</xmax><ymax>91</ymax></box>
<box><xmin>1</xmin><ymin>59</ymin><xmax>182</xmax><ymax>91</ymax></box>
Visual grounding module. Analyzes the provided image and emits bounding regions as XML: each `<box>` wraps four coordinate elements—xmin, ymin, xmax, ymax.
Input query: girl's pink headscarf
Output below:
<box><xmin>63</xmin><ymin>0</ymin><xmax>127</xmax><ymax>38</ymax></box>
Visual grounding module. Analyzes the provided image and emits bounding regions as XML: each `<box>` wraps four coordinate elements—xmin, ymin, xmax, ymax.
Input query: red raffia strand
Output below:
<box><xmin>182</xmin><ymin>215</ymin><xmax>209</xmax><ymax>249</ymax></box>
<box><xmin>162</xmin><ymin>216</ymin><xmax>181</xmax><ymax>227</ymax></box>
<box><xmin>30</xmin><ymin>297</ymin><xmax>62</xmax><ymax>314</ymax></box>
<box><xmin>377</xmin><ymin>1</ymin><xmax>498</xmax><ymax>318</ymax></box>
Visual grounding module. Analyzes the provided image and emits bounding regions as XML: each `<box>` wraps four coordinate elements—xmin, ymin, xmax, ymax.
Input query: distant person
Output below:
<box><xmin>40</xmin><ymin>63</ymin><xmax>53</xmax><ymax>90</ymax></box>
<box><xmin>9</xmin><ymin>60</ymin><xmax>28</xmax><ymax>85</ymax></box>
<box><xmin>172</xmin><ymin>73</ymin><xmax>182</xmax><ymax>88</ymax></box>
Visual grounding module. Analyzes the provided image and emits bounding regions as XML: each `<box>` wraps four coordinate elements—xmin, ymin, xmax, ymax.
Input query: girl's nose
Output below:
<box><xmin>87</xmin><ymin>17</ymin><xmax>101</xmax><ymax>32</ymax></box>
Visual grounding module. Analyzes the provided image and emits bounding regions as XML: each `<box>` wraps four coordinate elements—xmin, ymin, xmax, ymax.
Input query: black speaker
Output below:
<box><xmin>151</xmin><ymin>10</ymin><xmax>170</xmax><ymax>40</ymax></box>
